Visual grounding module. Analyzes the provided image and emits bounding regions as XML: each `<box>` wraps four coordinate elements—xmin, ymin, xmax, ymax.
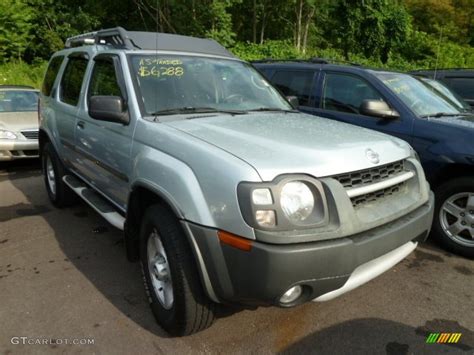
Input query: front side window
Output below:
<box><xmin>129</xmin><ymin>55</ymin><xmax>291</xmax><ymax>116</ymax></box>
<box><xmin>376</xmin><ymin>72</ymin><xmax>464</xmax><ymax>117</ymax></box>
<box><xmin>322</xmin><ymin>73</ymin><xmax>385</xmax><ymax>115</ymax></box>
<box><xmin>271</xmin><ymin>70</ymin><xmax>314</xmax><ymax>106</ymax></box>
<box><xmin>42</xmin><ymin>56</ymin><xmax>64</xmax><ymax>96</ymax></box>
<box><xmin>0</xmin><ymin>90</ymin><xmax>38</xmax><ymax>112</ymax></box>
<box><xmin>419</xmin><ymin>77</ymin><xmax>471</xmax><ymax>112</ymax></box>
<box><xmin>88</xmin><ymin>58</ymin><xmax>122</xmax><ymax>98</ymax></box>
<box><xmin>60</xmin><ymin>57</ymin><xmax>88</xmax><ymax>106</ymax></box>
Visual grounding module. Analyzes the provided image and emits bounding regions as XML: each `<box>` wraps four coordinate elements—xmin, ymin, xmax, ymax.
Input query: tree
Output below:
<box><xmin>406</xmin><ymin>0</ymin><xmax>474</xmax><ymax>45</ymax></box>
<box><xmin>293</xmin><ymin>0</ymin><xmax>317</xmax><ymax>53</ymax></box>
<box><xmin>205</xmin><ymin>0</ymin><xmax>239</xmax><ymax>47</ymax></box>
<box><xmin>0</xmin><ymin>0</ymin><xmax>33</xmax><ymax>61</ymax></box>
<box><xmin>325</xmin><ymin>0</ymin><xmax>410</xmax><ymax>63</ymax></box>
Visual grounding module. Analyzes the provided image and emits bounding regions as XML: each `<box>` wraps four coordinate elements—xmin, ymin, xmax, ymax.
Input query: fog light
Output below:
<box><xmin>279</xmin><ymin>285</ymin><xmax>302</xmax><ymax>304</ymax></box>
<box><xmin>255</xmin><ymin>210</ymin><xmax>276</xmax><ymax>227</ymax></box>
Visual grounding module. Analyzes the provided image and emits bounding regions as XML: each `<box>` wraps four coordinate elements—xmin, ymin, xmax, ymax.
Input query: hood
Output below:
<box><xmin>427</xmin><ymin>114</ymin><xmax>474</xmax><ymax>129</ymax></box>
<box><xmin>164</xmin><ymin>112</ymin><xmax>411</xmax><ymax>181</ymax></box>
<box><xmin>0</xmin><ymin>111</ymin><xmax>38</xmax><ymax>132</ymax></box>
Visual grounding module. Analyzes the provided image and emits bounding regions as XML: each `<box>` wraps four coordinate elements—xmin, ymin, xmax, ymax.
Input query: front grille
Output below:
<box><xmin>351</xmin><ymin>182</ymin><xmax>406</xmax><ymax>208</ymax></box>
<box><xmin>334</xmin><ymin>160</ymin><xmax>405</xmax><ymax>189</ymax></box>
<box><xmin>333</xmin><ymin>160</ymin><xmax>409</xmax><ymax>208</ymax></box>
<box><xmin>21</xmin><ymin>130</ymin><xmax>38</xmax><ymax>140</ymax></box>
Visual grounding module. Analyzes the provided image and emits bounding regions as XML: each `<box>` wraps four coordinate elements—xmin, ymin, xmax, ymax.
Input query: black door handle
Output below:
<box><xmin>77</xmin><ymin>121</ymin><xmax>85</xmax><ymax>129</ymax></box>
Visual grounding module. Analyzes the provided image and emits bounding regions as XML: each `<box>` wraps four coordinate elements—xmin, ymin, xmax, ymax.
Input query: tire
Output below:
<box><xmin>140</xmin><ymin>204</ymin><xmax>215</xmax><ymax>336</ymax></box>
<box><xmin>42</xmin><ymin>142</ymin><xmax>76</xmax><ymax>208</ymax></box>
<box><xmin>432</xmin><ymin>177</ymin><xmax>474</xmax><ymax>258</ymax></box>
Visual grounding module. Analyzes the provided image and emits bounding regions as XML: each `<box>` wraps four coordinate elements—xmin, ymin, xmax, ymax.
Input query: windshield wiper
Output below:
<box><xmin>420</xmin><ymin>112</ymin><xmax>471</xmax><ymax>118</ymax></box>
<box><xmin>247</xmin><ymin>107</ymin><xmax>298</xmax><ymax>113</ymax></box>
<box><xmin>151</xmin><ymin>107</ymin><xmax>247</xmax><ymax>117</ymax></box>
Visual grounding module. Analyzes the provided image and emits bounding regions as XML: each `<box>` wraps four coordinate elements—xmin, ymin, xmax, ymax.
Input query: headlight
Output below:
<box><xmin>238</xmin><ymin>176</ymin><xmax>329</xmax><ymax>231</ymax></box>
<box><xmin>280</xmin><ymin>181</ymin><xmax>314</xmax><ymax>223</ymax></box>
<box><xmin>0</xmin><ymin>130</ymin><xmax>17</xmax><ymax>140</ymax></box>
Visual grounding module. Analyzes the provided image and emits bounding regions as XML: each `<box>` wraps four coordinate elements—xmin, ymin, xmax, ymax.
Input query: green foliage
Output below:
<box><xmin>405</xmin><ymin>0</ymin><xmax>473</xmax><ymax>45</ymax></box>
<box><xmin>0</xmin><ymin>0</ymin><xmax>33</xmax><ymax>61</ymax></box>
<box><xmin>325</xmin><ymin>0</ymin><xmax>410</xmax><ymax>63</ymax></box>
<box><xmin>0</xmin><ymin>0</ymin><xmax>473</xmax><ymax>81</ymax></box>
<box><xmin>232</xmin><ymin>34</ymin><xmax>474</xmax><ymax>71</ymax></box>
<box><xmin>205</xmin><ymin>0</ymin><xmax>239</xmax><ymax>47</ymax></box>
<box><xmin>0</xmin><ymin>61</ymin><xmax>47</xmax><ymax>88</ymax></box>
<box><xmin>24</xmin><ymin>0</ymin><xmax>101</xmax><ymax>61</ymax></box>
<box><xmin>232</xmin><ymin>40</ymin><xmax>300</xmax><ymax>60</ymax></box>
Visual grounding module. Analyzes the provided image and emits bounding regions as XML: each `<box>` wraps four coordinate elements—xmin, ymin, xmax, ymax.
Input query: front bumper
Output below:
<box><xmin>186</xmin><ymin>192</ymin><xmax>434</xmax><ymax>306</ymax></box>
<box><xmin>0</xmin><ymin>140</ymin><xmax>39</xmax><ymax>161</ymax></box>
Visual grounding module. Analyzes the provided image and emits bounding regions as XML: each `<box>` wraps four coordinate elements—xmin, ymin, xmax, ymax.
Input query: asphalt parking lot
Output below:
<box><xmin>0</xmin><ymin>159</ymin><xmax>473</xmax><ymax>354</ymax></box>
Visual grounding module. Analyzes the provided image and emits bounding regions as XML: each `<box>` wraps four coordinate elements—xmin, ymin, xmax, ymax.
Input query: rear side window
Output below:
<box><xmin>271</xmin><ymin>70</ymin><xmax>314</xmax><ymax>106</ymax></box>
<box><xmin>60</xmin><ymin>57</ymin><xmax>88</xmax><ymax>106</ymax></box>
<box><xmin>444</xmin><ymin>77</ymin><xmax>474</xmax><ymax>99</ymax></box>
<box><xmin>322</xmin><ymin>73</ymin><xmax>384</xmax><ymax>115</ymax></box>
<box><xmin>42</xmin><ymin>56</ymin><xmax>64</xmax><ymax>96</ymax></box>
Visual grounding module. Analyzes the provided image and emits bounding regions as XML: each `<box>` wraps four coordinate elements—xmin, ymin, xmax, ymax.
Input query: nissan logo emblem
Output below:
<box><xmin>366</xmin><ymin>148</ymin><xmax>380</xmax><ymax>164</ymax></box>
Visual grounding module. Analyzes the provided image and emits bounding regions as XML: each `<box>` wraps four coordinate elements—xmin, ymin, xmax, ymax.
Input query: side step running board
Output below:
<box><xmin>63</xmin><ymin>175</ymin><xmax>125</xmax><ymax>230</ymax></box>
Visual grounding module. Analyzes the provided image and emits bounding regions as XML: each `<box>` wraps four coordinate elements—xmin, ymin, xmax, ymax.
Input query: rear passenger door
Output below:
<box><xmin>270</xmin><ymin>69</ymin><xmax>317</xmax><ymax>114</ymax></box>
<box><xmin>313</xmin><ymin>72</ymin><xmax>413</xmax><ymax>143</ymax></box>
<box><xmin>54</xmin><ymin>53</ymin><xmax>89</xmax><ymax>162</ymax></box>
<box><xmin>73</xmin><ymin>54</ymin><xmax>132</xmax><ymax>209</ymax></box>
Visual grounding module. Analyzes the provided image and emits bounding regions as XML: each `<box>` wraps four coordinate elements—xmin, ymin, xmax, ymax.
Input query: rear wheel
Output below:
<box><xmin>42</xmin><ymin>142</ymin><xmax>76</xmax><ymax>208</ymax></box>
<box><xmin>140</xmin><ymin>204</ymin><xmax>215</xmax><ymax>335</ymax></box>
<box><xmin>433</xmin><ymin>177</ymin><xmax>474</xmax><ymax>258</ymax></box>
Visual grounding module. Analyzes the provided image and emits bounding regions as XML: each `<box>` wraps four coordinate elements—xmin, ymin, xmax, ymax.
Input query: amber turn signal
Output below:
<box><xmin>217</xmin><ymin>230</ymin><xmax>252</xmax><ymax>251</ymax></box>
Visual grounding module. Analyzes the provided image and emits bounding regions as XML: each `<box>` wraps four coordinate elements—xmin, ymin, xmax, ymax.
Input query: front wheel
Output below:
<box><xmin>432</xmin><ymin>177</ymin><xmax>474</xmax><ymax>258</ymax></box>
<box><xmin>140</xmin><ymin>204</ymin><xmax>215</xmax><ymax>336</ymax></box>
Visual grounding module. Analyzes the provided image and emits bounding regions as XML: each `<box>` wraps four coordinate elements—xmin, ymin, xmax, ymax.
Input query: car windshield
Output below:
<box><xmin>0</xmin><ymin>90</ymin><xmax>38</xmax><ymax>113</ymax></box>
<box><xmin>129</xmin><ymin>55</ymin><xmax>292</xmax><ymax>116</ymax></box>
<box><xmin>418</xmin><ymin>77</ymin><xmax>471</xmax><ymax>112</ymax></box>
<box><xmin>375</xmin><ymin>73</ymin><xmax>465</xmax><ymax>117</ymax></box>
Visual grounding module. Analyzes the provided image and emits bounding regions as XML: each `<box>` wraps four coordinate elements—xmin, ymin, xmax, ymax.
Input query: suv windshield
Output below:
<box><xmin>0</xmin><ymin>90</ymin><xmax>38</xmax><ymax>113</ymax></box>
<box><xmin>375</xmin><ymin>73</ymin><xmax>465</xmax><ymax>117</ymax></box>
<box><xmin>418</xmin><ymin>77</ymin><xmax>471</xmax><ymax>112</ymax></box>
<box><xmin>129</xmin><ymin>55</ymin><xmax>292</xmax><ymax>116</ymax></box>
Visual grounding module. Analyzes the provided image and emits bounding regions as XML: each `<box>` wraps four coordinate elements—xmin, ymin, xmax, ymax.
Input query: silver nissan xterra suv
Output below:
<box><xmin>39</xmin><ymin>27</ymin><xmax>434</xmax><ymax>336</ymax></box>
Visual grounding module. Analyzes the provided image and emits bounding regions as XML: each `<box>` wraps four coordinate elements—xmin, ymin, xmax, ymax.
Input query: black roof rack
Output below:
<box><xmin>0</xmin><ymin>85</ymin><xmax>36</xmax><ymax>89</ymax></box>
<box><xmin>251</xmin><ymin>57</ymin><xmax>361</xmax><ymax>66</ymax></box>
<box><xmin>64</xmin><ymin>27</ymin><xmax>235</xmax><ymax>59</ymax></box>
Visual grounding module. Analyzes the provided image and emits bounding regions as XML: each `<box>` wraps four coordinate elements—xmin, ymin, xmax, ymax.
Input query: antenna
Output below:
<box><xmin>434</xmin><ymin>27</ymin><xmax>443</xmax><ymax>80</ymax></box>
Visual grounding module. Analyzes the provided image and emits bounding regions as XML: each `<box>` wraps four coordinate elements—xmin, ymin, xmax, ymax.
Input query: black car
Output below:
<box><xmin>410</xmin><ymin>69</ymin><xmax>474</xmax><ymax>108</ymax></box>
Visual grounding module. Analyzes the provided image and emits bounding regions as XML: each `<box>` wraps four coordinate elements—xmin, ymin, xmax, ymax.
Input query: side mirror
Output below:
<box><xmin>89</xmin><ymin>96</ymin><xmax>129</xmax><ymax>124</ymax></box>
<box><xmin>360</xmin><ymin>99</ymin><xmax>399</xmax><ymax>119</ymax></box>
<box><xmin>286</xmin><ymin>96</ymin><xmax>299</xmax><ymax>107</ymax></box>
